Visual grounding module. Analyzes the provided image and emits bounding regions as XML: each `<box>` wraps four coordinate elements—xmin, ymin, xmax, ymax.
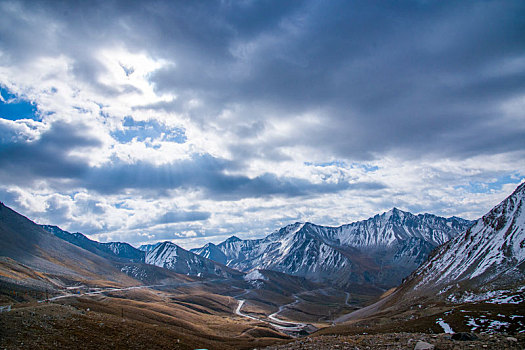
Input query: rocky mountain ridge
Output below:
<box><xmin>409</xmin><ymin>182</ymin><xmax>525</xmax><ymax>297</ymax></box>
<box><xmin>191</xmin><ymin>209</ymin><xmax>473</xmax><ymax>288</ymax></box>
<box><xmin>40</xmin><ymin>224</ymin><xmax>239</xmax><ymax>280</ymax></box>
<box><xmin>41</xmin><ymin>225</ymin><xmax>145</xmax><ymax>263</ymax></box>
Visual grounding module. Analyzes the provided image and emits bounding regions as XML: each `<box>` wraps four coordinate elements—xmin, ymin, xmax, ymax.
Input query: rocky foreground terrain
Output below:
<box><xmin>261</xmin><ymin>332</ymin><xmax>524</xmax><ymax>350</ymax></box>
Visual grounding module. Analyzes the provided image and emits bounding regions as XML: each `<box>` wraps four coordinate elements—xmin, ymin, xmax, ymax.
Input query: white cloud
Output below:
<box><xmin>0</xmin><ymin>0</ymin><xmax>524</xmax><ymax>250</ymax></box>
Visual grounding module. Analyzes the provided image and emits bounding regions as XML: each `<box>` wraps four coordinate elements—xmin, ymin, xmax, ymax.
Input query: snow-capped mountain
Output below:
<box><xmin>41</xmin><ymin>225</ymin><xmax>145</xmax><ymax>263</ymax></box>
<box><xmin>146</xmin><ymin>241</ymin><xmax>242</xmax><ymax>279</ymax></box>
<box><xmin>42</xmin><ymin>225</ymin><xmax>241</xmax><ymax>279</ymax></box>
<box><xmin>412</xmin><ymin>182</ymin><xmax>525</xmax><ymax>294</ymax></box>
<box><xmin>191</xmin><ymin>209</ymin><xmax>473</xmax><ymax>288</ymax></box>
<box><xmin>190</xmin><ymin>235</ymin><xmax>262</xmax><ymax>270</ymax></box>
<box><xmin>138</xmin><ymin>242</ymin><xmax>162</xmax><ymax>253</ymax></box>
<box><xmin>190</xmin><ymin>242</ymin><xmax>228</xmax><ymax>265</ymax></box>
<box><xmin>325</xmin><ymin>208</ymin><xmax>470</xmax><ymax>247</ymax></box>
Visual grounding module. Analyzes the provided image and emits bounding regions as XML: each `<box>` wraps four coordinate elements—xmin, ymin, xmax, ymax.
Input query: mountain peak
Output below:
<box><xmin>380</xmin><ymin>207</ymin><xmax>406</xmax><ymax>221</ymax></box>
<box><xmin>224</xmin><ymin>235</ymin><xmax>241</xmax><ymax>243</ymax></box>
<box><xmin>191</xmin><ymin>206</ymin><xmax>471</xmax><ymax>287</ymax></box>
<box><xmin>513</xmin><ymin>181</ymin><xmax>525</xmax><ymax>196</ymax></box>
<box><xmin>390</xmin><ymin>207</ymin><xmax>408</xmax><ymax>214</ymax></box>
<box><xmin>158</xmin><ymin>241</ymin><xmax>179</xmax><ymax>249</ymax></box>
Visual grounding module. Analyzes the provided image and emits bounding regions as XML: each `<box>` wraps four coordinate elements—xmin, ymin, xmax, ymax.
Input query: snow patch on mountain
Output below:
<box><xmin>138</xmin><ymin>242</ymin><xmax>162</xmax><ymax>252</ymax></box>
<box><xmin>244</xmin><ymin>270</ymin><xmax>267</xmax><ymax>281</ymax></box>
<box><xmin>192</xmin><ymin>210</ymin><xmax>472</xmax><ymax>287</ymax></box>
<box><xmin>145</xmin><ymin>241</ymin><xmax>241</xmax><ymax>279</ymax></box>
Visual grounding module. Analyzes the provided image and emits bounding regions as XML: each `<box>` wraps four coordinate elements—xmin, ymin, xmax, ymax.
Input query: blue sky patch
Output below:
<box><xmin>112</xmin><ymin>116</ymin><xmax>187</xmax><ymax>144</ymax></box>
<box><xmin>351</xmin><ymin>163</ymin><xmax>379</xmax><ymax>173</ymax></box>
<box><xmin>304</xmin><ymin>161</ymin><xmax>378</xmax><ymax>172</ymax></box>
<box><xmin>0</xmin><ymin>86</ymin><xmax>39</xmax><ymax>121</ymax></box>
<box><xmin>304</xmin><ymin>160</ymin><xmax>347</xmax><ymax>168</ymax></box>
<box><xmin>456</xmin><ymin>174</ymin><xmax>525</xmax><ymax>194</ymax></box>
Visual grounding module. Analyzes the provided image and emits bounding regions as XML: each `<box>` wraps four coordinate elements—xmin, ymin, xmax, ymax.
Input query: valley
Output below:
<box><xmin>0</xmin><ymin>183</ymin><xmax>524</xmax><ymax>349</ymax></box>
<box><xmin>0</xmin><ymin>275</ymin><xmax>353</xmax><ymax>348</ymax></box>
<box><xmin>2</xmin><ymin>0</ymin><xmax>525</xmax><ymax>348</ymax></box>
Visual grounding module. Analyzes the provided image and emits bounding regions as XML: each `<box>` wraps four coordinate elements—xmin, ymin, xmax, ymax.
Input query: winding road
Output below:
<box><xmin>234</xmin><ymin>293</ymin><xmax>309</xmax><ymax>334</ymax></box>
<box><xmin>39</xmin><ymin>280</ymin><xmax>218</xmax><ymax>303</ymax></box>
<box><xmin>40</xmin><ymin>284</ymin><xmax>164</xmax><ymax>303</ymax></box>
<box><xmin>39</xmin><ymin>281</ymin><xmax>310</xmax><ymax>334</ymax></box>
<box><xmin>235</xmin><ymin>299</ymin><xmax>261</xmax><ymax>322</ymax></box>
<box><xmin>344</xmin><ymin>291</ymin><xmax>351</xmax><ymax>306</ymax></box>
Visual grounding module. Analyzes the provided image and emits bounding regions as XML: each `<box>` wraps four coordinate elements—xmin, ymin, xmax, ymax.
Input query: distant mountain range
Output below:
<box><xmin>33</xmin><ymin>207</ymin><xmax>474</xmax><ymax>290</ymax></box>
<box><xmin>191</xmin><ymin>209</ymin><xmax>473</xmax><ymax>289</ymax></box>
<box><xmin>6</xmin><ymin>182</ymin><xmax>525</xmax><ymax>298</ymax></box>
<box><xmin>40</xmin><ymin>224</ymin><xmax>242</xmax><ymax>280</ymax></box>
<box><xmin>41</xmin><ymin>225</ymin><xmax>145</xmax><ymax>263</ymax></box>
<box><xmin>2</xmin><ymin>183</ymin><xmax>525</xmax><ymax>338</ymax></box>
<box><xmin>142</xmin><ymin>241</ymin><xmax>242</xmax><ymax>278</ymax></box>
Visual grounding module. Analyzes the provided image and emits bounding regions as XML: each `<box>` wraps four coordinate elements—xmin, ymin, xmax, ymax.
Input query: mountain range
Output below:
<box><xmin>39</xmin><ymin>225</ymin><xmax>242</xmax><ymax>280</ymax></box>
<box><xmin>336</xmin><ymin>182</ymin><xmax>525</xmax><ymax>328</ymax></box>
<box><xmin>1</xmin><ymin>182</ymin><xmax>525</xmax><ymax>344</ymax></box>
<box><xmin>30</xmin><ymin>206</ymin><xmax>474</xmax><ymax>291</ymax></box>
<box><xmin>191</xmin><ymin>209</ymin><xmax>473</xmax><ymax>289</ymax></box>
<box><xmin>2</xmin><ymin>183</ymin><xmax>524</xmax><ymax>304</ymax></box>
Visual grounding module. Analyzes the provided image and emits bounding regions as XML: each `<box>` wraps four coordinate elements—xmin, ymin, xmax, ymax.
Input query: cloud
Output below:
<box><xmin>0</xmin><ymin>119</ymin><xmax>99</xmax><ymax>184</ymax></box>
<box><xmin>0</xmin><ymin>0</ymin><xmax>524</xmax><ymax>247</ymax></box>
<box><xmin>0</xmin><ymin>118</ymin><xmax>382</xmax><ymax>199</ymax></box>
<box><xmin>144</xmin><ymin>0</ymin><xmax>525</xmax><ymax>160</ymax></box>
<box><xmin>81</xmin><ymin>154</ymin><xmax>386</xmax><ymax>199</ymax></box>
<box><xmin>2</xmin><ymin>1</ymin><xmax>524</xmax><ymax>161</ymax></box>
<box><xmin>128</xmin><ymin>210</ymin><xmax>212</xmax><ymax>231</ymax></box>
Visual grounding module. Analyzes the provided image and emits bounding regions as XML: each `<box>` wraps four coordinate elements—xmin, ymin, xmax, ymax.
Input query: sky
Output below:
<box><xmin>0</xmin><ymin>0</ymin><xmax>524</xmax><ymax>249</ymax></box>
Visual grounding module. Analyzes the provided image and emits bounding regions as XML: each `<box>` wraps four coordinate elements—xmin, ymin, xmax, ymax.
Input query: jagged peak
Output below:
<box><xmin>447</xmin><ymin>215</ymin><xmax>471</xmax><ymax>222</ymax></box>
<box><xmin>284</xmin><ymin>221</ymin><xmax>306</xmax><ymax>232</ymax></box>
<box><xmin>379</xmin><ymin>207</ymin><xmax>409</xmax><ymax>221</ymax></box>
<box><xmin>273</xmin><ymin>221</ymin><xmax>304</xmax><ymax>232</ymax></box>
<box><xmin>41</xmin><ymin>224</ymin><xmax>60</xmax><ymax>229</ymax></box>
<box><xmin>224</xmin><ymin>235</ymin><xmax>242</xmax><ymax>243</ymax></box>
<box><xmin>411</xmin><ymin>181</ymin><xmax>525</xmax><ymax>291</ymax></box>
<box><xmin>478</xmin><ymin>182</ymin><xmax>525</xmax><ymax>226</ymax></box>
<box><xmin>512</xmin><ymin>181</ymin><xmax>525</xmax><ymax>196</ymax></box>
<box><xmin>157</xmin><ymin>241</ymin><xmax>179</xmax><ymax>249</ymax></box>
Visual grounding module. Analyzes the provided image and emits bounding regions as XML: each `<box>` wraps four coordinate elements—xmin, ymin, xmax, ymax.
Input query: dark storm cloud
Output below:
<box><xmin>0</xmin><ymin>120</ymin><xmax>383</xmax><ymax>198</ymax></box>
<box><xmin>130</xmin><ymin>210</ymin><xmax>212</xmax><ymax>231</ymax></box>
<box><xmin>0</xmin><ymin>120</ymin><xmax>98</xmax><ymax>183</ymax></box>
<box><xmin>1</xmin><ymin>0</ymin><xmax>524</xmax><ymax>160</ymax></box>
<box><xmin>157</xmin><ymin>211</ymin><xmax>211</xmax><ymax>224</ymax></box>
<box><xmin>132</xmin><ymin>1</ymin><xmax>524</xmax><ymax>160</ymax></box>
<box><xmin>83</xmin><ymin>154</ymin><xmax>383</xmax><ymax>199</ymax></box>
